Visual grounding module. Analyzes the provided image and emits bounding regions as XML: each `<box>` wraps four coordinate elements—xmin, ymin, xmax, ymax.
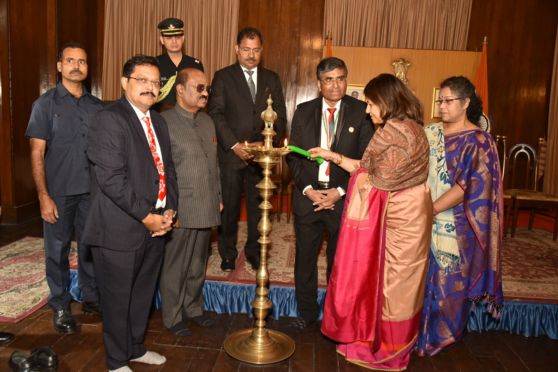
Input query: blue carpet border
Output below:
<box><xmin>69</xmin><ymin>272</ymin><xmax>557</xmax><ymax>340</ymax></box>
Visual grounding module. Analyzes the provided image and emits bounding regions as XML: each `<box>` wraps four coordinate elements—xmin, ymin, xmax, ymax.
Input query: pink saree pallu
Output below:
<box><xmin>322</xmin><ymin>169</ymin><xmax>431</xmax><ymax>371</ymax></box>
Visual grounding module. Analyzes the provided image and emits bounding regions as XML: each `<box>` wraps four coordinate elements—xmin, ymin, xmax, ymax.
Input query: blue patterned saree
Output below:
<box><xmin>417</xmin><ymin>123</ymin><xmax>503</xmax><ymax>356</ymax></box>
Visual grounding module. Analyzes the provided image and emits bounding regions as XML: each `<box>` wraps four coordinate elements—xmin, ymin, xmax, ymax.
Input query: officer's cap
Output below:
<box><xmin>158</xmin><ymin>18</ymin><xmax>184</xmax><ymax>37</ymax></box>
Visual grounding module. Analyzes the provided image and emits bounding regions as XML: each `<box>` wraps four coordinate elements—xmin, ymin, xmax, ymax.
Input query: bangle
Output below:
<box><xmin>335</xmin><ymin>153</ymin><xmax>343</xmax><ymax>165</ymax></box>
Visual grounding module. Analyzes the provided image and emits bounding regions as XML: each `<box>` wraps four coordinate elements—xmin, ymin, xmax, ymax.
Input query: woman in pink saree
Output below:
<box><xmin>310</xmin><ymin>74</ymin><xmax>432</xmax><ymax>370</ymax></box>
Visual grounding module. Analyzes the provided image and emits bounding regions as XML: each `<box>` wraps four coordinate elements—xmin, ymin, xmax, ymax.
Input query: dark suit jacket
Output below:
<box><xmin>83</xmin><ymin>97</ymin><xmax>178</xmax><ymax>250</ymax></box>
<box><xmin>208</xmin><ymin>63</ymin><xmax>287</xmax><ymax>169</ymax></box>
<box><xmin>286</xmin><ymin>95</ymin><xmax>374</xmax><ymax>217</ymax></box>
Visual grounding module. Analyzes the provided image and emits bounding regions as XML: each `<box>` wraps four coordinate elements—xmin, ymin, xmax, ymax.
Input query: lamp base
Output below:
<box><xmin>224</xmin><ymin>328</ymin><xmax>295</xmax><ymax>365</ymax></box>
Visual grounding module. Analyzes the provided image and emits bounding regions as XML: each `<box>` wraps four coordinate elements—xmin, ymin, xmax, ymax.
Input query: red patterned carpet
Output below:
<box><xmin>501</xmin><ymin>228</ymin><xmax>558</xmax><ymax>303</ymax></box>
<box><xmin>206</xmin><ymin>218</ymin><xmax>558</xmax><ymax>304</ymax></box>
<box><xmin>206</xmin><ymin>219</ymin><xmax>328</xmax><ymax>287</ymax></box>
<box><xmin>2</xmin><ymin>216</ymin><xmax>556</xmax><ymax>322</ymax></box>
<box><xmin>0</xmin><ymin>237</ymin><xmax>50</xmax><ymax>322</ymax></box>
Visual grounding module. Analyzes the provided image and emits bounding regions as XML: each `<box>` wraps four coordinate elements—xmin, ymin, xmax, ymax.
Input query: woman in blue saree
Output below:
<box><xmin>417</xmin><ymin>76</ymin><xmax>504</xmax><ymax>356</ymax></box>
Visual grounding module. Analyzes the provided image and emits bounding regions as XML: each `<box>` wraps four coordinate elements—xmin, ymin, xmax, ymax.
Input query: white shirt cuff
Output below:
<box><xmin>336</xmin><ymin>187</ymin><xmax>346</xmax><ymax>197</ymax></box>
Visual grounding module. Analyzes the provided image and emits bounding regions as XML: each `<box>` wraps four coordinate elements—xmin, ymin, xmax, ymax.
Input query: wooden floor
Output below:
<box><xmin>1</xmin><ymin>220</ymin><xmax>558</xmax><ymax>371</ymax></box>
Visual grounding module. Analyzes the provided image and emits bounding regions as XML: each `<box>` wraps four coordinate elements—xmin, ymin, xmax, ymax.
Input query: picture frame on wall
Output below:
<box><xmin>347</xmin><ymin>84</ymin><xmax>365</xmax><ymax>101</ymax></box>
<box><xmin>431</xmin><ymin>87</ymin><xmax>441</xmax><ymax>120</ymax></box>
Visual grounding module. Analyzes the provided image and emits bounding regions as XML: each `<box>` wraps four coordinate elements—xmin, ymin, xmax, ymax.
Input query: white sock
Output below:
<box><xmin>130</xmin><ymin>350</ymin><xmax>166</xmax><ymax>365</ymax></box>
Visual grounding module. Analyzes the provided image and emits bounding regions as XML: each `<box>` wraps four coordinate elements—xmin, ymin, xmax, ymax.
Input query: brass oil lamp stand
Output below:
<box><xmin>223</xmin><ymin>96</ymin><xmax>295</xmax><ymax>364</ymax></box>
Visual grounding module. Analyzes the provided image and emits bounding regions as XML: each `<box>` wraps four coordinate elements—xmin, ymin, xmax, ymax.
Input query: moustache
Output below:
<box><xmin>70</xmin><ymin>69</ymin><xmax>82</xmax><ymax>74</ymax></box>
<box><xmin>140</xmin><ymin>92</ymin><xmax>156</xmax><ymax>98</ymax></box>
<box><xmin>199</xmin><ymin>95</ymin><xmax>208</xmax><ymax>100</ymax></box>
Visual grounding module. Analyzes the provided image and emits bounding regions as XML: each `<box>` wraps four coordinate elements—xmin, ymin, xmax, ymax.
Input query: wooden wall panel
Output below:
<box><xmin>0</xmin><ymin>0</ymin><xmax>9</xmax><ymax>220</ymax></box>
<box><xmin>238</xmin><ymin>0</ymin><xmax>325</xmax><ymax>132</ymax></box>
<box><xmin>468</xmin><ymin>0</ymin><xmax>558</xmax><ymax>149</ymax></box>
<box><xmin>0</xmin><ymin>0</ymin><xmax>56</xmax><ymax>223</ymax></box>
<box><xmin>0</xmin><ymin>0</ymin><xmax>103</xmax><ymax>224</ymax></box>
<box><xmin>331</xmin><ymin>46</ymin><xmax>480</xmax><ymax>122</ymax></box>
<box><xmin>57</xmin><ymin>0</ymin><xmax>105</xmax><ymax>97</ymax></box>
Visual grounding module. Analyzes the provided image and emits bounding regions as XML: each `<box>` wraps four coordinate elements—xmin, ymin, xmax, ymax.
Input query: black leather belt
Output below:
<box><xmin>316</xmin><ymin>181</ymin><xmax>331</xmax><ymax>190</ymax></box>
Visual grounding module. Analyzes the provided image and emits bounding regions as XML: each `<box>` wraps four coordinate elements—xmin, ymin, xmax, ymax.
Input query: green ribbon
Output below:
<box><xmin>287</xmin><ymin>145</ymin><xmax>324</xmax><ymax>165</ymax></box>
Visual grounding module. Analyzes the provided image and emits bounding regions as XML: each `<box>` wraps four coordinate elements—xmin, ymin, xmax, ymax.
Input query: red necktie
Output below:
<box><xmin>326</xmin><ymin>107</ymin><xmax>336</xmax><ymax>176</ymax></box>
<box><xmin>143</xmin><ymin>117</ymin><xmax>166</xmax><ymax>202</ymax></box>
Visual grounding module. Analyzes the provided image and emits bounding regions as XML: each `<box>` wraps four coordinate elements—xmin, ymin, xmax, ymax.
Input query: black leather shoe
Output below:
<box><xmin>28</xmin><ymin>346</ymin><xmax>57</xmax><ymax>371</ymax></box>
<box><xmin>0</xmin><ymin>331</ymin><xmax>14</xmax><ymax>345</ymax></box>
<box><xmin>220</xmin><ymin>258</ymin><xmax>235</xmax><ymax>272</ymax></box>
<box><xmin>189</xmin><ymin>314</ymin><xmax>215</xmax><ymax>328</ymax></box>
<box><xmin>53</xmin><ymin>308</ymin><xmax>76</xmax><ymax>334</ymax></box>
<box><xmin>8</xmin><ymin>351</ymin><xmax>32</xmax><ymax>372</ymax></box>
<box><xmin>246</xmin><ymin>256</ymin><xmax>260</xmax><ymax>271</ymax></box>
<box><xmin>82</xmin><ymin>301</ymin><xmax>102</xmax><ymax>317</ymax></box>
<box><xmin>168</xmin><ymin>321</ymin><xmax>192</xmax><ymax>337</ymax></box>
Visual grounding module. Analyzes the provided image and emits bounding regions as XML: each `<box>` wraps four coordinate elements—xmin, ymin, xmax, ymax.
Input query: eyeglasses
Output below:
<box><xmin>62</xmin><ymin>57</ymin><xmax>87</xmax><ymax>66</ymax></box>
<box><xmin>127</xmin><ymin>76</ymin><xmax>161</xmax><ymax>88</ymax></box>
<box><xmin>320</xmin><ymin>76</ymin><xmax>347</xmax><ymax>85</ymax></box>
<box><xmin>238</xmin><ymin>47</ymin><xmax>263</xmax><ymax>54</ymax></box>
<box><xmin>435</xmin><ymin>97</ymin><xmax>464</xmax><ymax>105</ymax></box>
<box><xmin>190</xmin><ymin>84</ymin><xmax>211</xmax><ymax>93</ymax></box>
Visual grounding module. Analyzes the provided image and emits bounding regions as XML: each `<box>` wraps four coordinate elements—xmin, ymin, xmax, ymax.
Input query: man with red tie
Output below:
<box><xmin>286</xmin><ymin>57</ymin><xmax>374</xmax><ymax>329</ymax></box>
<box><xmin>84</xmin><ymin>55</ymin><xmax>178</xmax><ymax>372</ymax></box>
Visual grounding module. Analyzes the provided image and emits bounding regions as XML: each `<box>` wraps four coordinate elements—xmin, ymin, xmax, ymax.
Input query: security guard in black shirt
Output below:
<box><xmin>26</xmin><ymin>42</ymin><xmax>104</xmax><ymax>334</ymax></box>
<box><xmin>154</xmin><ymin>17</ymin><xmax>204</xmax><ymax>111</ymax></box>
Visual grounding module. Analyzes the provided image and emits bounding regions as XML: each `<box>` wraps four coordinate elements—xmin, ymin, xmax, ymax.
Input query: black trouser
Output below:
<box><xmin>294</xmin><ymin>209</ymin><xmax>341</xmax><ymax>322</ymax></box>
<box><xmin>218</xmin><ymin>163</ymin><xmax>262</xmax><ymax>261</ymax></box>
<box><xmin>43</xmin><ymin>193</ymin><xmax>98</xmax><ymax>310</ymax></box>
<box><xmin>91</xmin><ymin>238</ymin><xmax>164</xmax><ymax>370</ymax></box>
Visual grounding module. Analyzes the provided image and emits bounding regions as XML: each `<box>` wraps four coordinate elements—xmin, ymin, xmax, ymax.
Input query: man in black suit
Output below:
<box><xmin>208</xmin><ymin>27</ymin><xmax>286</xmax><ymax>272</ymax></box>
<box><xmin>286</xmin><ymin>57</ymin><xmax>374</xmax><ymax>329</ymax></box>
<box><xmin>84</xmin><ymin>55</ymin><xmax>178</xmax><ymax>372</ymax></box>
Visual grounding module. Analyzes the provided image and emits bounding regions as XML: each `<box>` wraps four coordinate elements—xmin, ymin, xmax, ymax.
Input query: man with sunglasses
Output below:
<box><xmin>159</xmin><ymin>68</ymin><xmax>222</xmax><ymax>336</ymax></box>
<box><xmin>26</xmin><ymin>42</ymin><xmax>103</xmax><ymax>334</ymax></box>
<box><xmin>286</xmin><ymin>57</ymin><xmax>374</xmax><ymax>329</ymax></box>
<box><xmin>154</xmin><ymin>17</ymin><xmax>204</xmax><ymax>112</ymax></box>
<box><xmin>208</xmin><ymin>27</ymin><xmax>287</xmax><ymax>273</ymax></box>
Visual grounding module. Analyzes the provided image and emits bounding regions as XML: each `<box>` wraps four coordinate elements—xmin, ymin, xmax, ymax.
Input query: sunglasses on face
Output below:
<box><xmin>191</xmin><ymin>84</ymin><xmax>211</xmax><ymax>94</ymax></box>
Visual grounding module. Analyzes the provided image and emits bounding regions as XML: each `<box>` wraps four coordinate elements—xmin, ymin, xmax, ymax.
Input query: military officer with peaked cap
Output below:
<box><xmin>154</xmin><ymin>17</ymin><xmax>204</xmax><ymax>111</ymax></box>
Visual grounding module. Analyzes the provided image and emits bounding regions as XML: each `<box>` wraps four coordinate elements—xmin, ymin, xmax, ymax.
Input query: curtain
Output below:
<box><xmin>543</xmin><ymin>24</ymin><xmax>558</xmax><ymax>195</ymax></box>
<box><xmin>102</xmin><ymin>0</ymin><xmax>239</xmax><ymax>100</ymax></box>
<box><xmin>323</xmin><ymin>0</ymin><xmax>472</xmax><ymax>50</ymax></box>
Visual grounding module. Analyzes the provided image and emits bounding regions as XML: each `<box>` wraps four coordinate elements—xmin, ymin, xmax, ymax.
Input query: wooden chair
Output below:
<box><xmin>506</xmin><ymin>139</ymin><xmax>558</xmax><ymax>240</ymax></box>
